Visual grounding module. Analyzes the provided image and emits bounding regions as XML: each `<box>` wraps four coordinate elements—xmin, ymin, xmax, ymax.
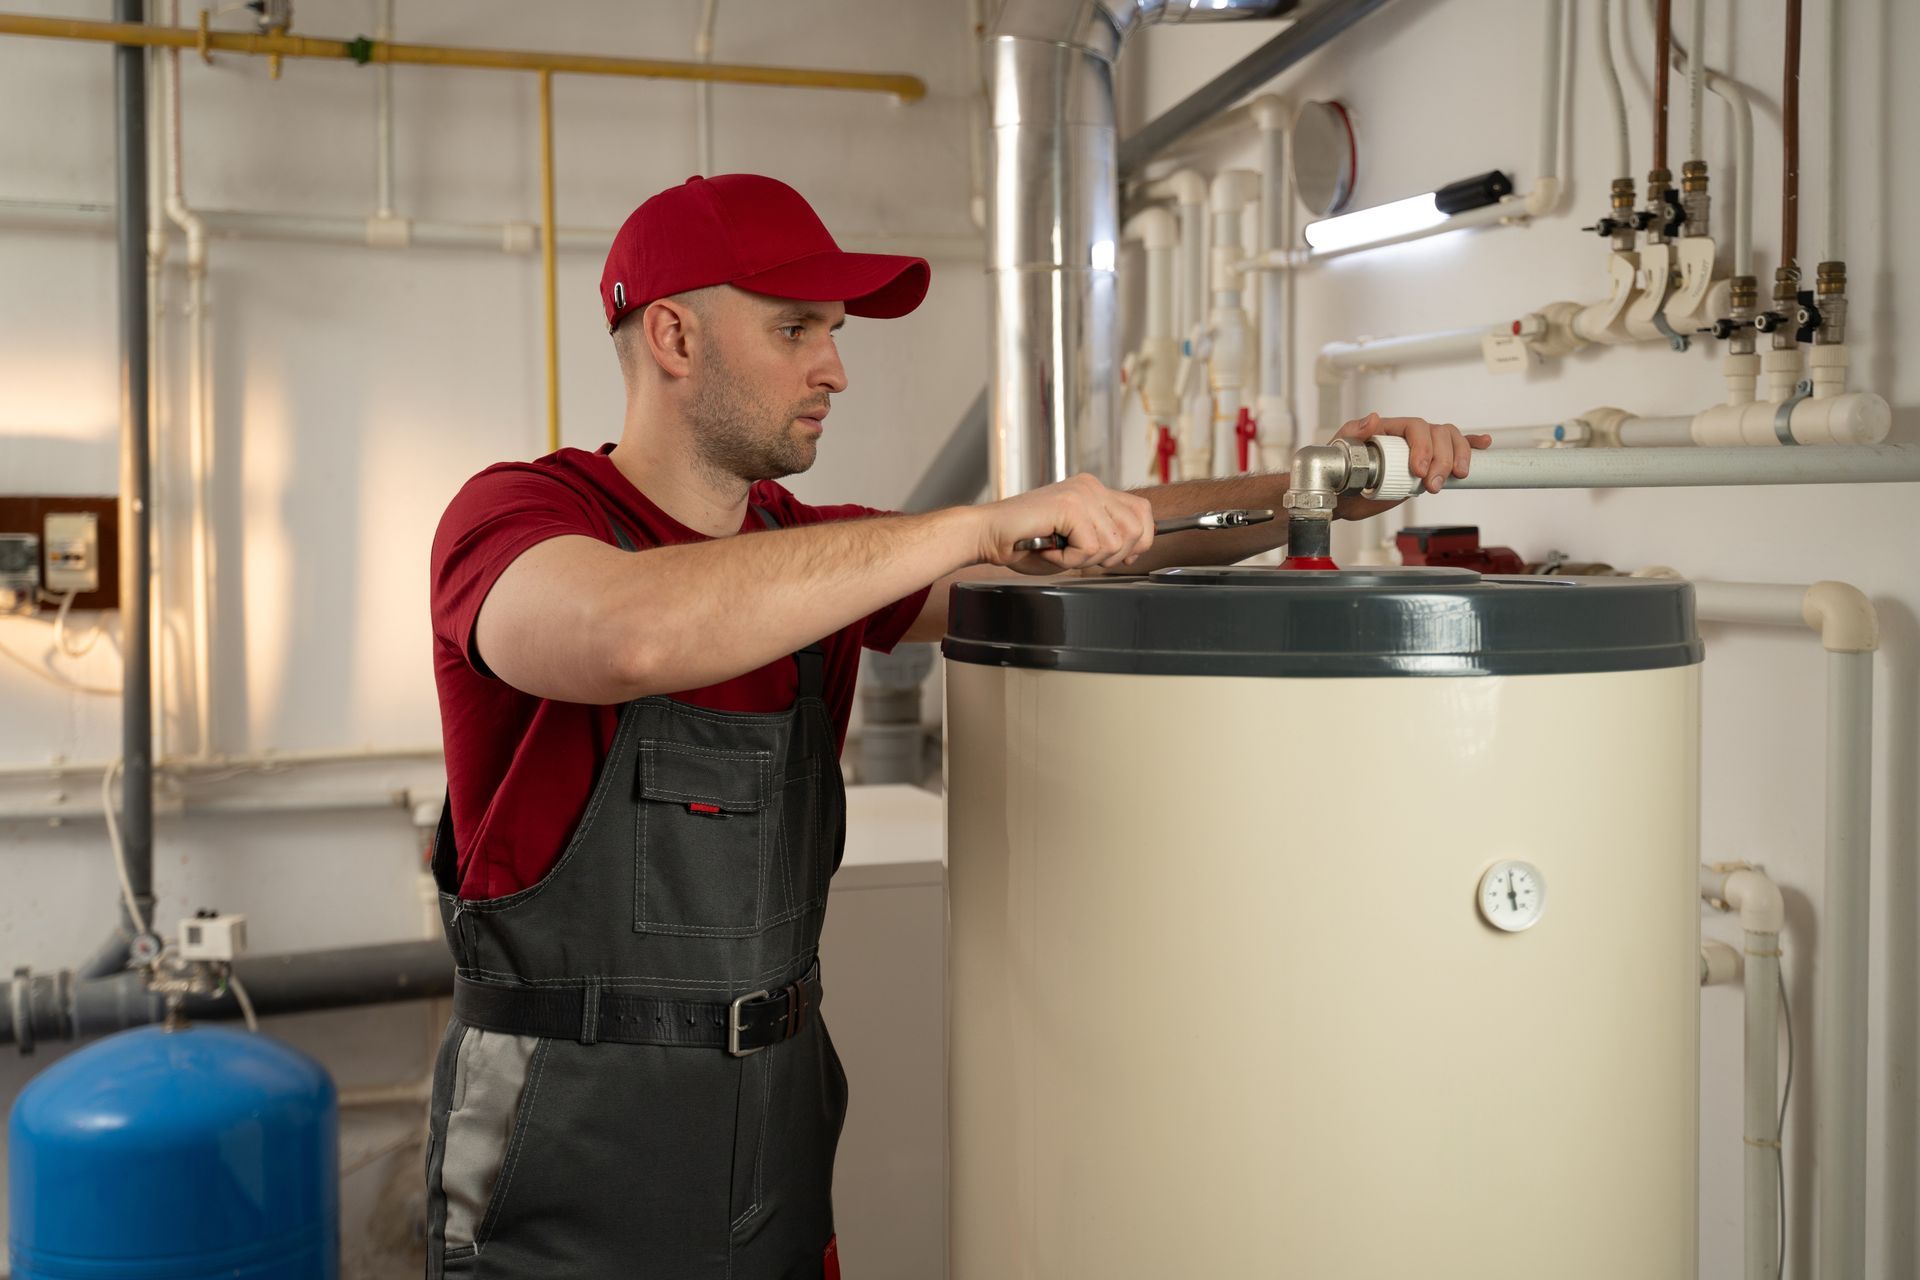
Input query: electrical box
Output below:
<box><xmin>178</xmin><ymin>913</ymin><xmax>248</xmax><ymax>962</ymax></box>
<box><xmin>0</xmin><ymin>496</ymin><xmax>119</xmax><ymax>611</ymax></box>
<box><xmin>0</xmin><ymin>533</ymin><xmax>36</xmax><ymax>608</ymax></box>
<box><xmin>43</xmin><ymin>512</ymin><xmax>99</xmax><ymax>594</ymax></box>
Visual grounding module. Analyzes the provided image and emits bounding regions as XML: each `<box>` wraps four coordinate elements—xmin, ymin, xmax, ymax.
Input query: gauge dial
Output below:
<box><xmin>1478</xmin><ymin>860</ymin><xmax>1546</xmax><ymax>932</ymax></box>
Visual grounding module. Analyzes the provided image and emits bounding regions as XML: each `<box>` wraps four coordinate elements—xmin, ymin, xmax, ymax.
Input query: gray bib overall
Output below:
<box><xmin>425</xmin><ymin>506</ymin><xmax>848</xmax><ymax>1279</ymax></box>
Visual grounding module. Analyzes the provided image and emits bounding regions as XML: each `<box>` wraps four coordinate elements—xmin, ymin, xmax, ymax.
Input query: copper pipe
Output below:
<box><xmin>539</xmin><ymin>70</ymin><xmax>559</xmax><ymax>455</ymax></box>
<box><xmin>1652</xmin><ymin>0</ymin><xmax>1672</xmax><ymax>170</ymax></box>
<box><xmin>0</xmin><ymin>13</ymin><xmax>926</xmax><ymax>100</ymax></box>
<box><xmin>1782</xmin><ymin>0</ymin><xmax>1803</xmax><ymax>274</ymax></box>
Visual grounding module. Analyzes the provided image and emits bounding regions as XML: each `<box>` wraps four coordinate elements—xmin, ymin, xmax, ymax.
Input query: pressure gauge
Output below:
<box><xmin>1477</xmin><ymin>860</ymin><xmax>1546</xmax><ymax>932</ymax></box>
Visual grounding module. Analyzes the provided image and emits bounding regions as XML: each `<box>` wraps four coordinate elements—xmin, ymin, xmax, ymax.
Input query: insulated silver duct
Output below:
<box><xmin>985</xmin><ymin>0</ymin><xmax>1295</xmax><ymax>497</ymax></box>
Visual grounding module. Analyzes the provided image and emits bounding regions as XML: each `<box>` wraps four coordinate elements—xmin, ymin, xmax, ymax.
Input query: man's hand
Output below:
<box><xmin>1331</xmin><ymin>412</ymin><xmax>1492</xmax><ymax>521</ymax></box>
<box><xmin>973</xmin><ymin>473</ymin><xmax>1156</xmax><ymax>574</ymax></box>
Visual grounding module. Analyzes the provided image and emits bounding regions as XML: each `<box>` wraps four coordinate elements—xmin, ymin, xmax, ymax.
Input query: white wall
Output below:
<box><xmin>0</xmin><ymin>0</ymin><xmax>981</xmax><ymax>1267</ymax></box>
<box><xmin>1124</xmin><ymin>2</ymin><xmax>1917</xmax><ymax>1277</ymax></box>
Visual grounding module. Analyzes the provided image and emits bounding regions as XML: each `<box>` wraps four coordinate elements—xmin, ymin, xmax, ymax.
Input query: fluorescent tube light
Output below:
<box><xmin>1302</xmin><ymin>192</ymin><xmax>1446</xmax><ymax>253</ymax></box>
<box><xmin>1302</xmin><ymin>170</ymin><xmax>1514</xmax><ymax>256</ymax></box>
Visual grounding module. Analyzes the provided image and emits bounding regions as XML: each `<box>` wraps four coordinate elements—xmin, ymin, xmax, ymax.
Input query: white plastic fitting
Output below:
<box><xmin>1701</xmin><ymin>864</ymin><xmax>1787</xmax><ymax>933</ymax></box>
<box><xmin>364</xmin><ymin>214</ymin><xmax>413</xmax><ymax>249</ymax></box>
<box><xmin>1801</xmin><ymin>581</ymin><xmax>1880</xmax><ymax>653</ymax></box>
<box><xmin>1809</xmin><ymin>343</ymin><xmax>1848</xmax><ymax>399</ymax></box>
<box><xmin>1363</xmin><ymin>435</ymin><xmax>1418</xmax><ymax>501</ymax></box>
<box><xmin>1763</xmin><ymin>347</ymin><xmax>1802</xmax><ymax>403</ymax></box>
<box><xmin>1723</xmin><ymin>352</ymin><xmax>1761</xmax><ymax>406</ymax></box>
<box><xmin>1700</xmin><ymin>939</ymin><xmax>1744</xmax><ymax>986</ymax></box>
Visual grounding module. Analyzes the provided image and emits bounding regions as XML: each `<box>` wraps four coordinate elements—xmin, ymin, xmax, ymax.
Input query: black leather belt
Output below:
<box><xmin>452</xmin><ymin>960</ymin><xmax>821</xmax><ymax>1057</ymax></box>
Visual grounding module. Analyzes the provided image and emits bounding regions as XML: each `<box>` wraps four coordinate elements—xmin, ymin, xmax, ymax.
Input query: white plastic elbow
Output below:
<box><xmin>1701</xmin><ymin>864</ymin><xmax>1786</xmax><ymax>934</ymax></box>
<box><xmin>1124</xmin><ymin>207</ymin><xmax>1178</xmax><ymax>252</ymax></box>
<box><xmin>1209</xmin><ymin>169</ymin><xmax>1260</xmax><ymax>214</ymax></box>
<box><xmin>1801</xmin><ymin>581</ymin><xmax>1879</xmax><ymax>653</ymax></box>
<box><xmin>1250</xmin><ymin>93</ymin><xmax>1290</xmax><ymax>134</ymax></box>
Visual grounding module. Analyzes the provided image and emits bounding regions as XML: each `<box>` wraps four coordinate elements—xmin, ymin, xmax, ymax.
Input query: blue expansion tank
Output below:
<box><xmin>8</xmin><ymin>1024</ymin><xmax>338</xmax><ymax>1279</ymax></box>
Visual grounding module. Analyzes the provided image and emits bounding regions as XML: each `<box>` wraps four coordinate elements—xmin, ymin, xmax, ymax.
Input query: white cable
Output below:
<box><xmin>227</xmin><ymin>971</ymin><xmax>259</xmax><ymax>1032</ymax></box>
<box><xmin>1598</xmin><ymin>0</ymin><xmax>1632</xmax><ymax>178</ymax></box>
<box><xmin>50</xmin><ymin>590</ymin><xmax>106</xmax><ymax>658</ymax></box>
<box><xmin>101</xmin><ymin>758</ymin><xmax>151</xmax><ymax>940</ymax></box>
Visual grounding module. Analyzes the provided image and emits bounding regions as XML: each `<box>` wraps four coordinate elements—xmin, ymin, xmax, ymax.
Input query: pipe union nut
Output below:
<box><xmin>1281</xmin><ymin>489</ymin><xmax>1337</xmax><ymax>513</ymax></box>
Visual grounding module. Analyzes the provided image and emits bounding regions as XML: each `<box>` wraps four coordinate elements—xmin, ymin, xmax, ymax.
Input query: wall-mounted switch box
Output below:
<box><xmin>43</xmin><ymin>512</ymin><xmax>99</xmax><ymax>594</ymax></box>
<box><xmin>0</xmin><ymin>497</ymin><xmax>119</xmax><ymax>611</ymax></box>
<box><xmin>0</xmin><ymin>533</ymin><xmax>37</xmax><ymax>612</ymax></box>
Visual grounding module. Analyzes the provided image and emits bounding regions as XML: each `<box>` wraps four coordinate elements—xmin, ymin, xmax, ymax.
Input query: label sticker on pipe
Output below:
<box><xmin>1481</xmin><ymin>333</ymin><xmax>1537</xmax><ymax>375</ymax></box>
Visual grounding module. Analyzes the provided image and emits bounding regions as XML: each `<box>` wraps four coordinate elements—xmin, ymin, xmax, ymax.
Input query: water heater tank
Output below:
<box><xmin>8</xmin><ymin>1024</ymin><xmax>338</xmax><ymax>1279</ymax></box>
<box><xmin>944</xmin><ymin>568</ymin><xmax>1703</xmax><ymax>1279</ymax></box>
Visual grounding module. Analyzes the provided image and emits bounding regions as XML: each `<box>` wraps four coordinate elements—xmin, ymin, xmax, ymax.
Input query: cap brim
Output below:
<box><xmin>733</xmin><ymin>249</ymin><xmax>931</xmax><ymax>319</ymax></box>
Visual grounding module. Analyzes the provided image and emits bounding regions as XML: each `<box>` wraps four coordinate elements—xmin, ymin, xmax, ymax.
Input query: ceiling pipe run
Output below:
<box><xmin>984</xmin><ymin>0</ymin><xmax>1295</xmax><ymax>498</ymax></box>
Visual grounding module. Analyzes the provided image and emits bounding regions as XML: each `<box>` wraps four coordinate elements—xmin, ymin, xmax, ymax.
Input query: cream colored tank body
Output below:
<box><xmin>944</xmin><ymin>570</ymin><xmax>1701</xmax><ymax>1280</ymax></box>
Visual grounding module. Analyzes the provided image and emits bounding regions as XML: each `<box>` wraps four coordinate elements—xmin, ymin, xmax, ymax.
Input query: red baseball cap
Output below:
<box><xmin>601</xmin><ymin>174</ymin><xmax>931</xmax><ymax>332</ymax></box>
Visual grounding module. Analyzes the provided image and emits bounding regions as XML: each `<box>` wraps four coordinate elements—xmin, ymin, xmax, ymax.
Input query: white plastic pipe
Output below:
<box><xmin>0</xmin><ymin>199</ymin><xmax>985</xmax><ymax>262</ymax></box>
<box><xmin>1123</xmin><ymin>208</ymin><xmax>1180</xmax><ymax>457</ymax></box>
<box><xmin>1701</xmin><ymin>864</ymin><xmax>1786</xmax><ymax>1280</ymax></box>
<box><xmin>374</xmin><ymin>0</ymin><xmax>395</xmax><ymax>218</ymax></box>
<box><xmin>1819</xmin><ymin>650</ymin><xmax>1872</xmax><ymax>1280</ymax></box>
<box><xmin>1616</xmin><ymin>415</ymin><xmax>1697</xmax><ymax>446</ymax></box>
<box><xmin>1143</xmin><ymin>170</ymin><xmax>1208</xmax><ymax>349</ymax></box>
<box><xmin>1251</xmin><ymin>95</ymin><xmax>1294</xmax><ymax>464</ymax></box>
<box><xmin>1687</xmin><ymin>0</ymin><xmax>1705</xmax><ymax>163</ymax></box>
<box><xmin>163</xmin><ymin>2</ymin><xmax>215</xmax><ymax>760</ymax></box>
<box><xmin>1207</xmin><ymin>169</ymin><xmax>1259</xmax><ymax>473</ymax></box>
<box><xmin>1653</xmin><ymin>0</ymin><xmax>1755</xmax><ymax>273</ymax></box>
<box><xmin>1443</xmin><ymin>443</ymin><xmax>1920</xmax><ymax>488</ymax></box>
<box><xmin>1598</xmin><ymin>0</ymin><xmax>1631</xmax><ymax>177</ymax></box>
<box><xmin>1537</xmin><ymin>0</ymin><xmax>1564</xmax><ymax>184</ymax></box>
<box><xmin>1688</xmin><ymin>581</ymin><xmax>1878</xmax><ymax>1280</ymax></box>
<box><xmin>1320</xmin><ymin>325</ymin><xmax>1498</xmax><ymax>372</ymax></box>
<box><xmin>694</xmin><ymin>0</ymin><xmax>720</xmax><ymax>177</ymax></box>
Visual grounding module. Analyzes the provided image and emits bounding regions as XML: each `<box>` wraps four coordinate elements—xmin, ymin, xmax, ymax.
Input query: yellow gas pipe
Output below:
<box><xmin>0</xmin><ymin>11</ymin><xmax>926</xmax><ymax>454</ymax></box>
<box><xmin>0</xmin><ymin>14</ymin><xmax>926</xmax><ymax>99</ymax></box>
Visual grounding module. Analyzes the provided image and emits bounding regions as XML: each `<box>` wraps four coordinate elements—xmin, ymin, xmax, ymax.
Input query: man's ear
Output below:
<box><xmin>642</xmin><ymin>298</ymin><xmax>696</xmax><ymax>379</ymax></box>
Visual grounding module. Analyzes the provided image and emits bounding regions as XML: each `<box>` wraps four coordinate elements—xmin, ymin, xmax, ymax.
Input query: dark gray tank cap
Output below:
<box><xmin>942</xmin><ymin>568</ymin><xmax>1702</xmax><ymax>677</ymax></box>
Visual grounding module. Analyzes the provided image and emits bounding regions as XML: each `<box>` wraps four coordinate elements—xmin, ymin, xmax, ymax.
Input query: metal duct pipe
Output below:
<box><xmin>113</xmin><ymin>0</ymin><xmax>156</xmax><ymax>941</ymax></box>
<box><xmin>3</xmin><ymin>940</ymin><xmax>454</xmax><ymax>1049</ymax></box>
<box><xmin>1115</xmin><ymin>0</ymin><xmax>1391</xmax><ymax>177</ymax></box>
<box><xmin>902</xmin><ymin>388</ymin><xmax>990</xmax><ymax>512</ymax></box>
<box><xmin>985</xmin><ymin>0</ymin><xmax>1292</xmax><ymax>498</ymax></box>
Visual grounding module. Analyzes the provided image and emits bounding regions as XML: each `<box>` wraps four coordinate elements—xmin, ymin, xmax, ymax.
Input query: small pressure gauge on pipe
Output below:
<box><xmin>1477</xmin><ymin>860</ymin><xmax>1546</xmax><ymax>932</ymax></box>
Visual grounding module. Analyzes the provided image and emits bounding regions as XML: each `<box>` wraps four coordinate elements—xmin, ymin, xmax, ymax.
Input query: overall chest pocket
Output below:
<box><xmin>634</xmin><ymin>742</ymin><xmax>773</xmax><ymax>937</ymax></box>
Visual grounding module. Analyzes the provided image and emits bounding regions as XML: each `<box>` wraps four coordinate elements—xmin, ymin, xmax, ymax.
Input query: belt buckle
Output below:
<box><xmin>728</xmin><ymin>989</ymin><xmax>772</xmax><ymax>1058</ymax></box>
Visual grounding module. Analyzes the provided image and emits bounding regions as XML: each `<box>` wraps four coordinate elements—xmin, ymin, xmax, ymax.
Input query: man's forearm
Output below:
<box><xmin>614</xmin><ymin>508</ymin><xmax>981</xmax><ymax>695</ymax></box>
<box><xmin>1119</xmin><ymin>473</ymin><xmax>1294</xmax><ymax>571</ymax></box>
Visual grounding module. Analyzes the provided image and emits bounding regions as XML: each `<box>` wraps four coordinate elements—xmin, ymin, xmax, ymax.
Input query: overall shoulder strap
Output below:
<box><xmin>748</xmin><ymin>504</ymin><xmax>827</xmax><ymax>700</ymax></box>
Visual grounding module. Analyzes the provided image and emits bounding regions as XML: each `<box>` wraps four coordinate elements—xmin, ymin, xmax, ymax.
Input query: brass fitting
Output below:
<box><xmin>1610</xmin><ymin>177</ymin><xmax>1637</xmax><ymax>251</ymax></box>
<box><xmin>1771</xmin><ymin>267</ymin><xmax>1801</xmax><ymax>349</ymax></box>
<box><xmin>1681</xmin><ymin>161</ymin><xmax>1710</xmax><ymax>238</ymax></box>
<box><xmin>1642</xmin><ymin>167</ymin><xmax>1676</xmax><ymax>244</ymax></box>
<box><xmin>1815</xmin><ymin>260</ymin><xmax>1847</xmax><ymax>344</ymax></box>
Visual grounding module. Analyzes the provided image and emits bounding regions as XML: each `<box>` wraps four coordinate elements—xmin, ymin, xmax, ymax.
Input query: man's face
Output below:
<box><xmin>684</xmin><ymin>288</ymin><xmax>849</xmax><ymax>482</ymax></box>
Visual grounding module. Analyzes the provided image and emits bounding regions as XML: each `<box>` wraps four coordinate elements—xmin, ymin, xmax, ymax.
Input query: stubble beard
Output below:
<box><xmin>686</xmin><ymin>341</ymin><xmax>824</xmax><ymax>484</ymax></box>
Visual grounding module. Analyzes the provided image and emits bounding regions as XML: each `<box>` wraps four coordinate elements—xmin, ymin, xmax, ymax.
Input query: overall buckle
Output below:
<box><xmin>728</xmin><ymin>988</ymin><xmax>772</xmax><ymax>1057</ymax></box>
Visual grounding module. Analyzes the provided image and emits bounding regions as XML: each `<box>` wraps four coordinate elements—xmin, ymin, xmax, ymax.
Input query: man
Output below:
<box><xmin>424</xmin><ymin>173</ymin><xmax>1485</xmax><ymax>1279</ymax></box>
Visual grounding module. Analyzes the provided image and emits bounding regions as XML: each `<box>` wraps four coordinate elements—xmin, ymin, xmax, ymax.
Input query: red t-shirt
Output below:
<box><xmin>429</xmin><ymin>444</ymin><xmax>932</xmax><ymax>900</ymax></box>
